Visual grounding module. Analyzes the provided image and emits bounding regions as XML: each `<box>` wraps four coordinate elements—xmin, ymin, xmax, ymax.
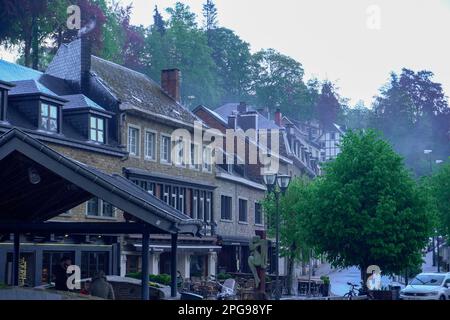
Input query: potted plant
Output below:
<box><xmin>320</xmin><ymin>276</ymin><xmax>331</xmax><ymax>297</ymax></box>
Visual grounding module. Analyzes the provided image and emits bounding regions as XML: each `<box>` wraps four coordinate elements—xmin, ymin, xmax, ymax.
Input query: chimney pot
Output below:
<box><xmin>161</xmin><ymin>69</ymin><xmax>181</xmax><ymax>103</ymax></box>
<box><xmin>275</xmin><ymin>108</ymin><xmax>282</xmax><ymax>126</ymax></box>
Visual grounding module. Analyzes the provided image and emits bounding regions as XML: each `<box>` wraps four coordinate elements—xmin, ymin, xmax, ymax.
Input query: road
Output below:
<box><xmin>324</xmin><ymin>251</ymin><xmax>436</xmax><ymax>296</ymax></box>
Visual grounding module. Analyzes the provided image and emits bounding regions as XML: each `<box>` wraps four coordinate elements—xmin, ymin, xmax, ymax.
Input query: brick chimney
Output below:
<box><xmin>237</xmin><ymin>102</ymin><xmax>247</xmax><ymax>114</ymax></box>
<box><xmin>80</xmin><ymin>35</ymin><xmax>92</xmax><ymax>94</ymax></box>
<box><xmin>228</xmin><ymin>114</ymin><xmax>237</xmax><ymax>130</ymax></box>
<box><xmin>161</xmin><ymin>69</ymin><xmax>181</xmax><ymax>103</ymax></box>
<box><xmin>275</xmin><ymin>109</ymin><xmax>282</xmax><ymax>126</ymax></box>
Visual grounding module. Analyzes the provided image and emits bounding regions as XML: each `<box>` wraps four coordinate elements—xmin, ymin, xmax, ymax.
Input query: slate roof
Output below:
<box><xmin>0</xmin><ymin>59</ymin><xmax>42</xmax><ymax>81</ymax></box>
<box><xmin>9</xmin><ymin>79</ymin><xmax>58</xmax><ymax>97</ymax></box>
<box><xmin>215</xmin><ymin>103</ymin><xmax>280</xmax><ymax>130</ymax></box>
<box><xmin>90</xmin><ymin>56</ymin><xmax>198</xmax><ymax>124</ymax></box>
<box><xmin>62</xmin><ymin>94</ymin><xmax>105</xmax><ymax>111</ymax></box>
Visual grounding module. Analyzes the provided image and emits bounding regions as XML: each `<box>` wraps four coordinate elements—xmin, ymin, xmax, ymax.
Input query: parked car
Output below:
<box><xmin>400</xmin><ymin>273</ymin><xmax>450</xmax><ymax>300</ymax></box>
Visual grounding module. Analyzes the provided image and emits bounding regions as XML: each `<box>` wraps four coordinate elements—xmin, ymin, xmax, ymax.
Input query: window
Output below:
<box><xmin>86</xmin><ymin>198</ymin><xmax>115</xmax><ymax>218</ymax></box>
<box><xmin>221</xmin><ymin>196</ymin><xmax>232</xmax><ymax>221</ymax></box>
<box><xmin>42</xmin><ymin>251</ymin><xmax>75</xmax><ymax>284</ymax></box>
<box><xmin>81</xmin><ymin>252</ymin><xmax>109</xmax><ymax>279</ymax></box>
<box><xmin>171</xmin><ymin>187</ymin><xmax>178</xmax><ymax>207</ymax></box>
<box><xmin>132</xmin><ymin>179</ymin><xmax>155</xmax><ymax>196</ymax></box>
<box><xmin>330</xmin><ymin>132</ymin><xmax>336</xmax><ymax>140</ymax></box>
<box><xmin>40</xmin><ymin>103</ymin><xmax>58</xmax><ymax>132</ymax></box>
<box><xmin>192</xmin><ymin>190</ymin><xmax>199</xmax><ymax>219</ymax></box>
<box><xmin>255</xmin><ymin>203</ymin><xmax>263</xmax><ymax>225</ymax></box>
<box><xmin>177</xmin><ymin>188</ymin><xmax>185</xmax><ymax>213</ymax></box>
<box><xmin>90</xmin><ymin>116</ymin><xmax>105</xmax><ymax>143</ymax></box>
<box><xmin>144</xmin><ymin>131</ymin><xmax>156</xmax><ymax>160</ymax></box>
<box><xmin>174</xmin><ymin>138</ymin><xmax>186</xmax><ymax>166</ymax></box>
<box><xmin>205</xmin><ymin>193</ymin><xmax>212</xmax><ymax>223</ymax></box>
<box><xmin>190</xmin><ymin>144</ymin><xmax>200</xmax><ymax>170</ymax></box>
<box><xmin>203</xmin><ymin>147</ymin><xmax>212</xmax><ymax>173</ymax></box>
<box><xmin>161</xmin><ymin>135</ymin><xmax>171</xmax><ymax>163</ymax></box>
<box><xmin>239</xmin><ymin>199</ymin><xmax>248</xmax><ymax>223</ymax></box>
<box><xmin>128</xmin><ymin>126</ymin><xmax>140</xmax><ymax>156</ymax></box>
<box><xmin>163</xmin><ymin>185</ymin><xmax>171</xmax><ymax>205</ymax></box>
<box><xmin>198</xmin><ymin>191</ymin><xmax>205</xmax><ymax>221</ymax></box>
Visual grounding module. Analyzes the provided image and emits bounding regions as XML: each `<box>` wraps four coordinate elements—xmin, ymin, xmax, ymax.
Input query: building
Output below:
<box><xmin>193</xmin><ymin>105</ymin><xmax>268</xmax><ymax>275</ymax></box>
<box><xmin>0</xmin><ymin>36</ymin><xmax>222</xmax><ymax>287</ymax></box>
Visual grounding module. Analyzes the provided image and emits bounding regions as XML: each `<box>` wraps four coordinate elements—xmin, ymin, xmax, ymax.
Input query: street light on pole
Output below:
<box><xmin>424</xmin><ymin>150</ymin><xmax>436</xmax><ymax>267</ymax></box>
<box><xmin>435</xmin><ymin>159</ymin><xmax>443</xmax><ymax>273</ymax></box>
<box><xmin>263</xmin><ymin>172</ymin><xmax>291</xmax><ymax>300</ymax></box>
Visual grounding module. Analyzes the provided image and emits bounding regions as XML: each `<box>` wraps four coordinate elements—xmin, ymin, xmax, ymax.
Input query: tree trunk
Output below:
<box><xmin>286</xmin><ymin>254</ymin><xmax>295</xmax><ymax>296</ymax></box>
<box><xmin>24</xmin><ymin>37</ymin><xmax>31</xmax><ymax>67</ymax></box>
<box><xmin>31</xmin><ymin>15</ymin><xmax>39</xmax><ymax>70</ymax></box>
<box><xmin>360</xmin><ymin>264</ymin><xmax>368</xmax><ymax>291</ymax></box>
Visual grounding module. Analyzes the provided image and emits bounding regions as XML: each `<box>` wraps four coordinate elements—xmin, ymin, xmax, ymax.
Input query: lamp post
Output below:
<box><xmin>424</xmin><ymin>150</ymin><xmax>436</xmax><ymax>267</ymax></box>
<box><xmin>263</xmin><ymin>173</ymin><xmax>291</xmax><ymax>300</ymax></box>
<box><xmin>435</xmin><ymin>160</ymin><xmax>443</xmax><ymax>273</ymax></box>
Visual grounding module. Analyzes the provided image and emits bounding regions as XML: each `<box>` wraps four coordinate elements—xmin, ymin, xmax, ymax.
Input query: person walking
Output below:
<box><xmin>89</xmin><ymin>271</ymin><xmax>115</xmax><ymax>300</ymax></box>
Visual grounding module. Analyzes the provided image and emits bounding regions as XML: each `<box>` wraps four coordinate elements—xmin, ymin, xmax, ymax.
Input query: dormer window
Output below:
<box><xmin>40</xmin><ymin>103</ymin><xmax>59</xmax><ymax>132</ymax></box>
<box><xmin>90</xmin><ymin>116</ymin><xmax>105</xmax><ymax>143</ymax></box>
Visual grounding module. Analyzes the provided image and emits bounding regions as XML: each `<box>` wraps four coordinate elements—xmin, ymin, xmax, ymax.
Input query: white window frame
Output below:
<box><xmin>160</xmin><ymin>134</ymin><xmax>172</xmax><ymax>165</ymax></box>
<box><xmin>220</xmin><ymin>195</ymin><xmax>233</xmax><ymax>222</ymax></box>
<box><xmin>190</xmin><ymin>143</ymin><xmax>200</xmax><ymax>171</ymax></box>
<box><xmin>238</xmin><ymin>197</ymin><xmax>249</xmax><ymax>224</ymax></box>
<box><xmin>174</xmin><ymin>137</ymin><xmax>186</xmax><ymax>167</ymax></box>
<box><xmin>89</xmin><ymin>116</ymin><xmax>105</xmax><ymax>144</ymax></box>
<box><xmin>203</xmin><ymin>146</ymin><xmax>213</xmax><ymax>173</ymax></box>
<box><xmin>144</xmin><ymin>129</ymin><xmax>157</xmax><ymax>161</ymax></box>
<box><xmin>128</xmin><ymin>125</ymin><xmax>141</xmax><ymax>158</ymax></box>
<box><xmin>255</xmin><ymin>202</ymin><xmax>264</xmax><ymax>226</ymax></box>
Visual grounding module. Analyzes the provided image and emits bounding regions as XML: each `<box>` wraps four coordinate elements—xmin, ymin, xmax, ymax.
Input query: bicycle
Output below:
<box><xmin>343</xmin><ymin>282</ymin><xmax>360</xmax><ymax>300</ymax></box>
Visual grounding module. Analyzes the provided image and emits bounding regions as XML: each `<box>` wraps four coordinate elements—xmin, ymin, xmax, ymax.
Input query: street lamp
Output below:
<box><xmin>262</xmin><ymin>172</ymin><xmax>292</xmax><ymax>300</ymax></box>
<box><xmin>424</xmin><ymin>150</ymin><xmax>437</xmax><ymax>268</ymax></box>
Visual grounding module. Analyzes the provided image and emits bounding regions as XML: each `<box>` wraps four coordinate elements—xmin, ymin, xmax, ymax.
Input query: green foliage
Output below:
<box><xmin>262</xmin><ymin>177</ymin><xmax>313</xmax><ymax>263</ymax></box>
<box><xmin>126</xmin><ymin>272</ymin><xmax>172</xmax><ymax>286</ymax></box>
<box><xmin>372</xmin><ymin>69</ymin><xmax>449</xmax><ymax>176</ymax></box>
<box><xmin>303</xmin><ymin>130</ymin><xmax>432</xmax><ymax>278</ymax></box>
<box><xmin>217</xmin><ymin>272</ymin><xmax>232</xmax><ymax>280</ymax></box>
<box><xmin>250</xmin><ymin>49</ymin><xmax>307</xmax><ymax>116</ymax></box>
<box><xmin>429</xmin><ymin>162</ymin><xmax>450</xmax><ymax>240</ymax></box>
<box><xmin>144</xmin><ymin>2</ymin><xmax>219</xmax><ymax>108</ymax></box>
<box><xmin>315</xmin><ymin>81</ymin><xmax>344</xmax><ymax>126</ymax></box>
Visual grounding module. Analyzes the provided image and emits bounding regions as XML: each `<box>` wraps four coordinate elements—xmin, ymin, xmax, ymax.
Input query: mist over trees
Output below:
<box><xmin>0</xmin><ymin>0</ymin><xmax>448</xmax><ymax>175</ymax></box>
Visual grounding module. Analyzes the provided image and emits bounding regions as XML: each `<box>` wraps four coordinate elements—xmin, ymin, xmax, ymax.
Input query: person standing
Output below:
<box><xmin>53</xmin><ymin>256</ymin><xmax>72</xmax><ymax>291</ymax></box>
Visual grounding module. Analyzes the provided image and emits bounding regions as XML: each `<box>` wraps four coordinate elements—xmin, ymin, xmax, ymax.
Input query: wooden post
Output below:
<box><xmin>13</xmin><ymin>232</ymin><xmax>20</xmax><ymax>286</ymax></box>
<box><xmin>171</xmin><ymin>233</ymin><xmax>178</xmax><ymax>298</ymax></box>
<box><xmin>141</xmin><ymin>228</ymin><xmax>150</xmax><ymax>300</ymax></box>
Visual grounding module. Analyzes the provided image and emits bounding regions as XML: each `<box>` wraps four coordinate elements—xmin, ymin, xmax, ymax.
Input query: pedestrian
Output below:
<box><xmin>53</xmin><ymin>256</ymin><xmax>72</xmax><ymax>291</ymax></box>
<box><xmin>89</xmin><ymin>271</ymin><xmax>115</xmax><ymax>300</ymax></box>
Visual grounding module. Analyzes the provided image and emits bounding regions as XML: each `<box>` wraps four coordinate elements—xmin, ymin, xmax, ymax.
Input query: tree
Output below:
<box><xmin>153</xmin><ymin>5</ymin><xmax>166</xmax><ymax>35</ymax></box>
<box><xmin>304</xmin><ymin>130</ymin><xmax>432</xmax><ymax>285</ymax></box>
<box><xmin>144</xmin><ymin>2</ymin><xmax>219</xmax><ymax>107</ymax></box>
<box><xmin>203</xmin><ymin>0</ymin><xmax>218</xmax><ymax>31</ymax></box>
<box><xmin>0</xmin><ymin>0</ymin><xmax>68</xmax><ymax>69</ymax></box>
<box><xmin>372</xmin><ymin>69</ymin><xmax>449</xmax><ymax>176</ymax></box>
<box><xmin>430</xmin><ymin>162</ymin><xmax>450</xmax><ymax>240</ymax></box>
<box><xmin>207</xmin><ymin>28</ymin><xmax>252</xmax><ymax>103</ymax></box>
<box><xmin>250</xmin><ymin>49</ymin><xmax>308</xmax><ymax>116</ymax></box>
<box><xmin>263</xmin><ymin>178</ymin><xmax>314</xmax><ymax>295</ymax></box>
<box><xmin>343</xmin><ymin>101</ymin><xmax>373</xmax><ymax>131</ymax></box>
<box><xmin>315</xmin><ymin>81</ymin><xmax>342</xmax><ymax>127</ymax></box>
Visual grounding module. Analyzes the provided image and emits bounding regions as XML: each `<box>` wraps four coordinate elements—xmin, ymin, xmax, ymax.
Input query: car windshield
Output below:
<box><xmin>410</xmin><ymin>275</ymin><xmax>445</xmax><ymax>286</ymax></box>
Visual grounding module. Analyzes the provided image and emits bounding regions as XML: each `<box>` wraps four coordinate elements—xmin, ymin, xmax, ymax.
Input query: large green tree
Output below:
<box><xmin>315</xmin><ymin>81</ymin><xmax>343</xmax><ymax>127</ymax></box>
<box><xmin>372</xmin><ymin>69</ymin><xmax>449</xmax><ymax>176</ymax></box>
<box><xmin>303</xmin><ymin>130</ymin><xmax>432</xmax><ymax>284</ymax></box>
<box><xmin>430</xmin><ymin>162</ymin><xmax>450</xmax><ymax>240</ymax></box>
<box><xmin>207</xmin><ymin>27</ymin><xmax>252</xmax><ymax>103</ymax></box>
<box><xmin>144</xmin><ymin>2</ymin><xmax>219</xmax><ymax>107</ymax></box>
<box><xmin>250</xmin><ymin>48</ymin><xmax>309</xmax><ymax>117</ymax></box>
